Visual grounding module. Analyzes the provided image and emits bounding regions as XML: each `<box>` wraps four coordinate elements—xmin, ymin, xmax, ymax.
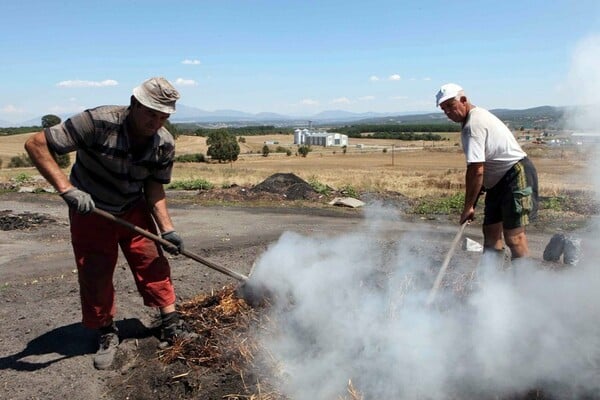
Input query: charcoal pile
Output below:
<box><xmin>252</xmin><ymin>173</ymin><xmax>319</xmax><ymax>200</ymax></box>
<box><xmin>0</xmin><ymin>210</ymin><xmax>55</xmax><ymax>231</ymax></box>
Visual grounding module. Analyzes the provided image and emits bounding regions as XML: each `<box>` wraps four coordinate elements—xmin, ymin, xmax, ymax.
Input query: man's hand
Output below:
<box><xmin>60</xmin><ymin>188</ymin><xmax>95</xmax><ymax>214</ymax></box>
<box><xmin>161</xmin><ymin>231</ymin><xmax>184</xmax><ymax>254</ymax></box>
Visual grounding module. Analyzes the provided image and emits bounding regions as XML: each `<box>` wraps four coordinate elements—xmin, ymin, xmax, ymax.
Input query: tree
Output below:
<box><xmin>262</xmin><ymin>145</ymin><xmax>270</xmax><ymax>157</ymax></box>
<box><xmin>298</xmin><ymin>145</ymin><xmax>311</xmax><ymax>158</ymax></box>
<box><xmin>164</xmin><ymin>120</ymin><xmax>179</xmax><ymax>139</ymax></box>
<box><xmin>40</xmin><ymin>115</ymin><xmax>71</xmax><ymax>168</ymax></box>
<box><xmin>206</xmin><ymin>130</ymin><xmax>240</xmax><ymax>163</ymax></box>
<box><xmin>41</xmin><ymin>114</ymin><xmax>61</xmax><ymax>128</ymax></box>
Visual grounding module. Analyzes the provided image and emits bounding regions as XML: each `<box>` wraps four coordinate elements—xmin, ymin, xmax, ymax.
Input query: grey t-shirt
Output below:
<box><xmin>45</xmin><ymin>105</ymin><xmax>175</xmax><ymax>213</ymax></box>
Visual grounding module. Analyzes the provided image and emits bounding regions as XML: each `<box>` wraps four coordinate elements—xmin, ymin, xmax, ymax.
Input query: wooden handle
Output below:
<box><xmin>426</xmin><ymin>221</ymin><xmax>468</xmax><ymax>306</ymax></box>
<box><xmin>92</xmin><ymin>208</ymin><xmax>248</xmax><ymax>282</ymax></box>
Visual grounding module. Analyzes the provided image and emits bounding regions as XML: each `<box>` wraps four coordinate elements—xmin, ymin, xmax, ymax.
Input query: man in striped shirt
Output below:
<box><xmin>25</xmin><ymin>77</ymin><xmax>197</xmax><ymax>370</ymax></box>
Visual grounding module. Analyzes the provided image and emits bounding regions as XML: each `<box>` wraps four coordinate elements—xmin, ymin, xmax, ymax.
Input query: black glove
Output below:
<box><xmin>161</xmin><ymin>230</ymin><xmax>184</xmax><ymax>254</ymax></box>
<box><xmin>60</xmin><ymin>188</ymin><xmax>95</xmax><ymax>214</ymax></box>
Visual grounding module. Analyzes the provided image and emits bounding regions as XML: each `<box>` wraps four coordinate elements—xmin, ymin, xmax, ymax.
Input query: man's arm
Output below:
<box><xmin>24</xmin><ymin>132</ymin><xmax>74</xmax><ymax>194</ymax></box>
<box><xmin>460</xmin><ymin>162</ymin><xmax>484</xmax><ymax>224</ymax></box>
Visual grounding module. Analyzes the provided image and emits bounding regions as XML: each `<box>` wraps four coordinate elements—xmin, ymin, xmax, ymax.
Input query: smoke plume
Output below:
<box><xmin>248</xmin><ymin>34</ymin><xmax>600</xmax><ymax>399</ymax></box>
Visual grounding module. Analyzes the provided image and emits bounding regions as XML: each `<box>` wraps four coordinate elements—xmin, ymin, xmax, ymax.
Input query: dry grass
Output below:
<box><xmin>0</xmin><ymin>133</ymin><xmax>591</xmax><ymax>200</ymax></box>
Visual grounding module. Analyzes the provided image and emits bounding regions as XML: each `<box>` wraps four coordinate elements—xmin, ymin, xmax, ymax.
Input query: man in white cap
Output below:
<box><xmin>25</xmin><ymin>77</ymin><xmax>197</xmax><ymax>370</ymax></box>
<box><xmin>436</xmin><ymin>83</ymin><xmax>538</xmax><ymax>265</ymax></box>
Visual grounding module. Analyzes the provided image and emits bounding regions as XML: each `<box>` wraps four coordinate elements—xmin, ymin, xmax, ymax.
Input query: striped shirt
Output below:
<box><xmin>45</xmin><ymin>105</ymin><xmax>175</xmax><ymax>213</ymax></box>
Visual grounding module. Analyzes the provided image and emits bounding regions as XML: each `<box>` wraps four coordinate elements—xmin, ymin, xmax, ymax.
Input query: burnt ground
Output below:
<box><xmin>0</xmin><ymin>177</ymin><xmax>593</xmax><ymax>400</ymax></box>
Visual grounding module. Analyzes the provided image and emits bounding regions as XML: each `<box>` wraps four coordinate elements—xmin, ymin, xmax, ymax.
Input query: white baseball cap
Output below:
<box><xmin>435</xmin><ymin>83</ymin><xmax>464</xmax><ymax>107</ymax></box>
<box><xmin>132</xmin><ymin>77</ymin><xmax>180</xmax><ymax>114</ymax></box>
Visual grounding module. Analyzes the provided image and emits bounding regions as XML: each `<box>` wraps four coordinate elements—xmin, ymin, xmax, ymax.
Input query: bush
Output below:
<box><xmin>167</xmin><ymin>178</ymin><xmax>214</xmax><ymax>190</ymax></box>
<box><xmin>308</xmin><ymin>177</ymin><xmax>332</xmax><ymax>196</ymax></box>
<box><xmin>14</xmin><ymin>172</ymin><xmax>32</xmax><ymax>184</ymax></box>
<box><xmin>53</xmin><ymin>152</ymin><xmax>71</xmax><ymax>168</ymax></box>
<box><xmin>298</xmin><ymin>145</ymin><xmax>311</xmax><ymax>157</ymax></box>
<box><xmin>8</xmin><ymin>154</ymin><xmax>33</xmax><ymax>168</ymax></box>
<box><xmin>412</xmin><ymin>192</ymin><xmax>465</xmax><ymax>215</ymax></box>
<box><xmin>340</xmin><ymin>184</ymin><xmax>359</xmax><ymax>198</ymax></box>
<box><xmin>175</xmin><ymin>153</ymin><xmax>205</xmax><ymax>163</ymax></box>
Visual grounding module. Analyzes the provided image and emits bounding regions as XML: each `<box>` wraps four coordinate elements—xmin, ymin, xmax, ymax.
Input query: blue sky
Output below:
<box><xmin>1</xmin><ymin>0</ymin><xmax>599</xmax><ymax>124</ymax></box>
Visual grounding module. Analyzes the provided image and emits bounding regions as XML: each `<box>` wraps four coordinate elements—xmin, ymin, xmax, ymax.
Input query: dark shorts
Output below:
<box><xmin>483</xmin><ymin>157</ymin><xmax>538</xmax><ymax>229</ymax></box>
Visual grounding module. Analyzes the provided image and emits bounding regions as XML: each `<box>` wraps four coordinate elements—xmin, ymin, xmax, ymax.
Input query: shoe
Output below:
<box><xmin>93</xmin><ymin>326</ymin><xmax>119</xmax><ymax>370</ymax></box>
<box><xmin>159</xmin><ymin>313</ymin><xmax>199</xmax><ymax>349</ymax></box>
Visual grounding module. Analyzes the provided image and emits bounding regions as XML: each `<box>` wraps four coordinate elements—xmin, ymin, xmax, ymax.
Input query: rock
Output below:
<box><xmin>328</xmin><ymin>197</ymin><xmax>365</xmax><ymax>208</ymax></box>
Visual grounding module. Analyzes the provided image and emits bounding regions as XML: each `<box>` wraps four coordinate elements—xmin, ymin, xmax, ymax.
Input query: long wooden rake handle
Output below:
<box><xmin>426</xmin><ymin>221</ymin><xmax>468</xmax><ymax>306</ymax></box>
<box><xmin>92</xmin><ymin>208</ymin><xmax>248</xmax><ymax>282</ymax></box>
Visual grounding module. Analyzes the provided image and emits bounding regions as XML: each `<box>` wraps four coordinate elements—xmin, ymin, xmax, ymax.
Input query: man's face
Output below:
<box><xmin>129</xmin><ymin>101</ymin><xmax>170</xmax><ymax>137</ymax></box>
<box><xmin>440</xmin><ymin>97</ymin><xmax>469</xmax><ymax>123</ymax></box>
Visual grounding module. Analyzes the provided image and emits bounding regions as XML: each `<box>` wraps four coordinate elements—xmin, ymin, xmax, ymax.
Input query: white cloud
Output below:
<box><xmin>389</xmin><ymin>74</ymin><xmax>401</xmax><ymax>81</ymax></box>
<box><xmin>331</xmin><ymin>97</ymin><xmax>351</xmax><ymax>105</ymax></box>
<box><xmin>300</xmin><ymin>99</ymin><xmax>319</xmax><ymax>106</ymax></box>
<box><xmin>56</xmin><ymin>79</ymin><xmax>118</xmax><ymax>88</ymax></box>
<box><xmin>175</xmin><ymin>78</ymin><xmax>198</xmax><ymax>86</ymax></box>
<box><xmin>359</xmin><ymin>95</ymin><xmax>375</xmax><ymax>101</ymax></box>
<box><xmin>1</xmin><ymin>104</ymin><xmax>25</xmax><ymax>114</ymax></box>
<box><xmin>182</xmin><ymin>59</ymin><xmax>201</xmax><ymax>65</ymax></box>
<box><xmin>423</xmin><ymin>77</ymin><xmax>431</xmax><ymax>81</ymax></box>
<box><xmin>390</xmin><ymin>95</ymin><xmax>408</xmax><ymax>100</ymax></box>
<box><xmin>369</xmin><ymin>75</ymin><xmax>380</xmax><ymax>82</ymax></box>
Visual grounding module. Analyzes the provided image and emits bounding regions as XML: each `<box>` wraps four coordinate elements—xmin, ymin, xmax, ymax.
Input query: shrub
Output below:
<box><xmin>298</xmin><ymin>145</ymin><xmax>311</xmax><ymax>157</ymax></box>
<box><xmin>340</xmin><ymin>184</ymin><xmax>359</xmax><ymax>198</ymax></box>
<box><xmin>412</xmin><ymin>192</ymin><xmax>465</xmax><ymax>215</ymax></box>
<box><xmin>53</xmin><ymin>152</ymin><xmax>71</xmax><ymax>168</ymax></box>
<box><xmin>308</xmin><ymin>177</ymin><xmax>332</xmax><ymax>196</ymax></box>
<box><xmin>14</xmin><ymin>172</ymin><xmax>32</xmax><ymax>184</ymax></box>
<box><xmin>167</xmin><ymin>178</ymin><xmax>214</xmax><ymax>190</ymax></box>
<box><xmin>175</xmin><ymin>153</ymin><xmax>205</xmax><ymax>163</ymax></box>
<box><xmin>8</xmin><ymin>154</ymin><xmax>33</xmax><ymax>168</ymax></box>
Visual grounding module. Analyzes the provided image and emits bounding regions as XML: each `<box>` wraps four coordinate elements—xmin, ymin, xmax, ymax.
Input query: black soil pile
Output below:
<box><xmin>0</xmin><ymin>210</ymin><xmax>56</xmax><ymax>231</ymax></box>
<box><xmin>251</xmin><ymin>173</ymin><xmax>319</xmax><ymax>200</ymax></box>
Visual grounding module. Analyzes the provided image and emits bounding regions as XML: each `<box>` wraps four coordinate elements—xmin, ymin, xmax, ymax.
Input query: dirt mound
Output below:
<box><xmin>0</xmin><ymin>210</ymin><xmax>56</xmax><ymax>230</ymax></box>
<box><xmin>252</xmin><ymin>173</ymin><xmax>318</xmax><ymax>200</ymax></box>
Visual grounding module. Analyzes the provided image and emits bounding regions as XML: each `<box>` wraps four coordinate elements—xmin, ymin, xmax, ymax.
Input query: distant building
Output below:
<box><xmin>571</xmin><ymin>132</ymin><xmax>600</xmax><ymax>143</ymax></box>
<box><xmin>293</xmin><ymin>128</ymin><xmax>348</xmax><ymax>147</ymax></box>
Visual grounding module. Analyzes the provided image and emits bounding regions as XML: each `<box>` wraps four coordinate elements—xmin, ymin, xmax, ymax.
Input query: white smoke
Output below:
<box><xmin>249</xmin><ymin>207</ymin><xmax>600</xmax><ymax>399</ymax></box>
<box><xmin>246</xmin><ymin>34</ymin><xmax>600</xmax><ymax>399</ymax></box>
<box><xmin>561</xmin><ymin>35</ymin><xmax>600</xmax><ymax>130</ymax></box>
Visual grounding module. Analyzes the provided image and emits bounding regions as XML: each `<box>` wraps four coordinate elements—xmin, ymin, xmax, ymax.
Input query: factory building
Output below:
<box><xmin>293</xmin><ymin>128</ymin><xmax>348</xmax><ymax>147</ymax></box>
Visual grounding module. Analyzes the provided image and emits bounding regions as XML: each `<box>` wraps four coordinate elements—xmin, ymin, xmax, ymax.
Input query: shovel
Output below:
<box><xmin>91</xmin><ymin>208</ymin><xmax>270</xmax><ymax>305</ymax></box>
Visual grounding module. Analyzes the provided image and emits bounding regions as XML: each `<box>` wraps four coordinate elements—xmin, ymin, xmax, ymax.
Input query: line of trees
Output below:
<box><xmin>179</xmin><ymin>125</ymin><xmax>294</xmax><ymax>137</ymax></box>
<box><xmin>329</xmin><ymin>123</ymin><xmax>460</xmax><ymax>137</ymax></box>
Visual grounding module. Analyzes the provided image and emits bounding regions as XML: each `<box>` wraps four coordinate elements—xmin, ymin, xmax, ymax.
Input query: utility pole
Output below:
<box><xmin>392</xmin><ymin>144</ymin><xmax>395</xmax><ymax>166</ymax></box>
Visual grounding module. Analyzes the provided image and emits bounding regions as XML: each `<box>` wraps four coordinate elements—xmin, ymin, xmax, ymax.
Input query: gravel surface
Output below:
<box><xmin>0</xmin><ymin>191</ymin><xmax>556</xmax><ymax>399</ymax></box>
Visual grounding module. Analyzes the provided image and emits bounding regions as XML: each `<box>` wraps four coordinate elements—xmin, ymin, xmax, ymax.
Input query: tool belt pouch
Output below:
<box><xmin>513</xmin><ymin>186</ymin><xmax>532</xmax><ymax>215</ymax></box>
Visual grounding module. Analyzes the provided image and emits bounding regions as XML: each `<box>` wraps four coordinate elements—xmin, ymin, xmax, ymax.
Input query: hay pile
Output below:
<box><xmin>158</xmin><ymin>285</ymin><xmax>365</xmax><ymax>400</ymax></box>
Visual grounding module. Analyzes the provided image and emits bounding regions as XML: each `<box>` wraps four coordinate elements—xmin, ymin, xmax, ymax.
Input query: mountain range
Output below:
<box><xmin>1</xmin><ymin>104</ymin><xmax>573</xmax><ymax>129</ymax></box>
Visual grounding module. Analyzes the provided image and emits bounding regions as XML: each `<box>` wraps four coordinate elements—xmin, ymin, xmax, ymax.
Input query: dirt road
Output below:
<box><xmin>0</xmin><ymin>191</ymin><xmax>554</xmax><ymax>400</ymax></box>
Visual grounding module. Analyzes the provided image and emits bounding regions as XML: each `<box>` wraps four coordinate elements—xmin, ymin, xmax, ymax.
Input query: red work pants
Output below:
<box><xmin>69</xmin><ymin>204</ymin><xmax>176</xmax><ymax>329</ymax></box>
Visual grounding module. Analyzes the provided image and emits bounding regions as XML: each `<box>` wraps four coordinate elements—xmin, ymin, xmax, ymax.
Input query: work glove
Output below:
<box><xmin>161</xmin><ymin>230</ymin><xmax>184</xmax><ymax>254</ymax></box>
<box><xmin>60</xmin><ymin>188</ymin><xmax>95</xmax><ymax>214</ymax></box>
